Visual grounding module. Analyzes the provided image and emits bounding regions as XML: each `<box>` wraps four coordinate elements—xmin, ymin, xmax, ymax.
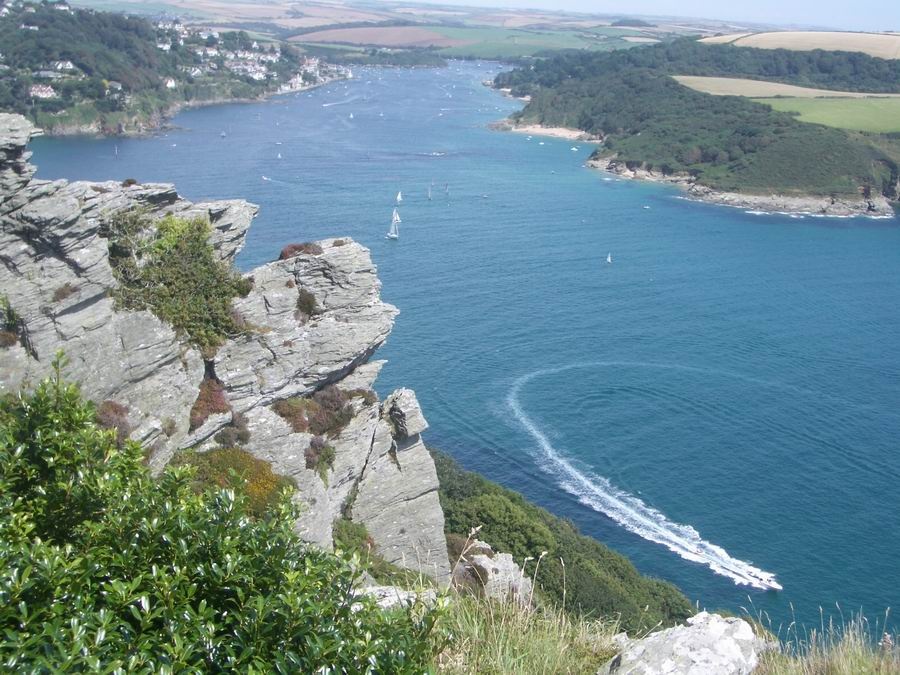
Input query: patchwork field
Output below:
<box><xmin>292</xmin><ymin>26</ymin><xmax>467</xmax><ymax>48</ymax></box>
<box><xmin>700</xmin><ymin>31</ymin><xmax>900</xmax><ymax>59</ymax></box>
<box><xmin>756</xmin><ymin>97</ymin><xmax>900</xmax><ymax>133</ymax></box>
<box><xmin>674</xmin><ymin>76</ymin><xmax>900</xmax><ymax>98</ymax></box>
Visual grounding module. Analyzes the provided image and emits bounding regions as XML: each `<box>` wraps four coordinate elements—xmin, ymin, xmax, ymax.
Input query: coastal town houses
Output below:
<box><xmin>29</xmin><ymin>84</ymin><xmax>57</xmax><ymax>99</ymax></box>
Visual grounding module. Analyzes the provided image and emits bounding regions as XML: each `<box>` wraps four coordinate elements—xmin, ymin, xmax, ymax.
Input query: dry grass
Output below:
<box><xmin>674</xmin><ymin>75</ymin><xmax>900</xmax><ymax>99</ymax></box>
<box><xmin>437</xmin><ymin>595</ymin><xmax>618</xmax><ymax>674</ymax></box>
<box><xmin>757</xmin><ymin>617</ymin><xmax>899</xmax><ymax>674</ymax></box>
<box><xmin>701</xmin><ymin>31</ymin><xmax>900</xmax><ymax>60</ymax></box>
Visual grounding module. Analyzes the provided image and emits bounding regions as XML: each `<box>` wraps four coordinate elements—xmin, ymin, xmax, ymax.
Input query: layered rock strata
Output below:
<box><xmin>0</xmin><ymin>112</ymin><xmax>449</xmax><ymax>582</ymax></box>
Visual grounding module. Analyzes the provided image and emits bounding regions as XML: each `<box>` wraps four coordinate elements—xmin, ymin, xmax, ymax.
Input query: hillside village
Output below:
<box><xmin>0</xmin><ymin>0</ymin><xmax>350</xmax><ymax>133</ymax></box>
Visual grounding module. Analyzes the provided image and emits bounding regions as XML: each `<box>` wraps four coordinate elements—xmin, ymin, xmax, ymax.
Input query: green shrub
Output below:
<box><xmin>104</xmin><ymin>210</ymin><xmax>252</xmax><ymax>353</ymax></box>
<box><xmin>0</xmin><ymin>295</ymin><xmax>20</xmax><ymax>349</ymax></box>
<box><xmin>173</xmin><ymin>447</ymin><xmax>293</xmax><ymax>518</ymax></box>
<box><xmin>305</xmin><ymin>435</ymin><xmax>335</xmax><ymax>483</ymax></box>
<box><xmin>213</xmin><ymin>411</ymin><xmax>251</xmax><ymax>447</ymax></box>
<box><xmin>0</xmin><ymin>362</ymin><xmax>444</xmax><ymax>671</ymax></box>
<box><xmin>432</xmin><ymin>450</ymin><xmax>694</xmax><ymax>633</ymax></box>
<box><xmin>272</xmin><ymin>385</ymin><xmax>353</xmax><ymax>437</ymax></box>
<box><xmin>189</xmin><ymin>376</ymin><xmax>231</xmax><ymax>431</ymax></box>
<box><xmin>295</xmin><ymin>288</ymin><xmax>319</xmax><ymax>321</ymax></box>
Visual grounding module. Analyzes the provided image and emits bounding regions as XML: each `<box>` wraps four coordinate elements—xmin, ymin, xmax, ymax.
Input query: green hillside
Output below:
<box><xmin>496</xmin><ymin>40</ymin><xmax>900</xmax><ymax>198</ymax></box>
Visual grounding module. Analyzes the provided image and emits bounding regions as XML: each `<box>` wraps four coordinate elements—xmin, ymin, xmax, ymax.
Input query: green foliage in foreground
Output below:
<box><xmin>104</xmin><ymin>211</ymin><xmax>252</xmax><ymax>353</ymax></box>
<box><xmin>431</xmin><ymin>450</ymin><xmax>694</xmax><ymax>634</ymax></box>
<box><xmin>0</xmin><ymin>364</ymin><xmax>442</xmax><ymax>672</ymax></box>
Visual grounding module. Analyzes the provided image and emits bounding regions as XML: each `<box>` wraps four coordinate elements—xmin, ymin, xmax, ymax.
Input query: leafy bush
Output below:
<box><xmin>272</xmin><ymin>385</ymin><xmax>353</xmax><ymax>437</ymax></box>
<box><xmin>172</xmin><ymin>447</ymin><xmax>293</xmax><ymax>518</ymax></box>
<box><xmin>432</xmin><ymin>450</ymin><xmax>694</xmax><ymax>633</ymax></box>
<box><xmin>0</xmin><ymin>363</ymin><xmax>443</xmax><ymax>671</ymax></box>
<box><xmin>279</xmin><ymin>242</ymin><xmax>323</xmax><ymax>260</ymax></box>
<box><xmin>188</xmin><ymin>376</ymin><xmax>231</xmax><ymax>431</ymax></box>
<box><xmin>104</xmin><ymin>211</ymin><xmax>252</xmax><ymax>353</ymax></box>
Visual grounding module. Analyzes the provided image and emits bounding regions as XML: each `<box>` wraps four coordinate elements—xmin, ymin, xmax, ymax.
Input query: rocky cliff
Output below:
<box><xmin>0</xmin><ymin>112</ymin><xmax>449</xmax><ymax>582</ymax></box>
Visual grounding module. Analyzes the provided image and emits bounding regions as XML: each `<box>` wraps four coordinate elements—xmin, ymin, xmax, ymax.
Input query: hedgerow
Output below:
<box><xmin>0</xmin><ymin>358</ymin><xmax>444</xmax><ymax>672</ymax></box>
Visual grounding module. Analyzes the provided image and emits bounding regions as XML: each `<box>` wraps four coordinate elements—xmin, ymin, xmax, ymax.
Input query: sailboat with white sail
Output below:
<box><xmin>606</xmin><ymin>252</ymin><xmax>612</xmax><ymax>264</ymax></box>
<box><xmin>427</xmin><ymin>185</ymin><xmax>432</xmax><ymax>201</ymax></box>
<box><xmin>386</xmin><ymin>208</ymin><xmax>401</xmax><ymax>240</ymax></box>
<box><xmin>396</xmin><ymin>191</ymin><xmax>403</xmax><ymax>205</ymax></box>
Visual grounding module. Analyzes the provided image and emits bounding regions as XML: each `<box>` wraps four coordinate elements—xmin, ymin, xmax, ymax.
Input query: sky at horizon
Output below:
<box><xmin>395</xmin><ymin>0</ymin><xmax>900</xmax><ymax>33</ymax></box>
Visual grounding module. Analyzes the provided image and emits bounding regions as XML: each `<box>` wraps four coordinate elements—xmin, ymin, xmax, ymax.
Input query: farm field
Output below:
<box><xmin>293</xmin><ymin>24</ymin><xmax>639</xmax><ymax>58</ymax></box>
<box><xmin>434</xmin><ymin>26</ymin><xmax>629</xmax><ymax>57</ymax></box>
<box><xmin>700</xmin><ymin>31</ymin><xmax>900</xmax><ymax>59</ymax></box>
<box><xmin>755</xmin><ymin>97</ymin><xmax>900</xmax><ymax>133</ymax></box>
<box><xmin>674</xmin><ymin>76</ymin><xmax>900</xmax><ymax>98</ymax></box>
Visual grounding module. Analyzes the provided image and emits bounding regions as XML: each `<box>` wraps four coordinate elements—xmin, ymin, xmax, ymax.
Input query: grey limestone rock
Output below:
<box><xmin>0</xmin><ymin>113</ymin><xmax>450</xmax><ymax>582</ymax></box>
<box><xmin>599</xmin><ymin>611</ymin><xmax>769</xmax><ymax>675</ymax></box>
<box><xmin>451</xmin><ymin>540</ymin><xmax>533</xmax><ymax>605</ymax></box>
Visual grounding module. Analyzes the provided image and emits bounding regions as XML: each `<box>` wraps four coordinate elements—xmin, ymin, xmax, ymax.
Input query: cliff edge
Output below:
<box><xmin>0</xmin><ymin>113</ymin><xmax>449</xmax><ymax>582</ymax></box>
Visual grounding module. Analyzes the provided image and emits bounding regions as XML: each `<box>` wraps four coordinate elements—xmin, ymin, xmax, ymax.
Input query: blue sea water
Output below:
<box><xmin>30</xmin><ymin>62</ymin><xmax>900</xmax><ymax>632</ymax></box>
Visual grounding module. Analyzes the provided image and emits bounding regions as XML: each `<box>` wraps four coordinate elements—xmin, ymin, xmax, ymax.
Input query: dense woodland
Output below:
<box><xmin>496</xmin><ymin>40</ymin><xmax>900</xmax><ymax>196</ymax></box>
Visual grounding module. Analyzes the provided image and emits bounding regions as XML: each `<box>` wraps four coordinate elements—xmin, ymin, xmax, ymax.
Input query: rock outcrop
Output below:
<box><xmin>0</xmin><ymin>113</ymin><xmax>449</xmax><ymax>582</ymax></box>
<box><xmin>590</xmin><ymin>156</ymin><xmax>896</xmax><ymax>218</ymax></box>
<box><xmin>451</xmin><ymin>540</ymin><xmax>533</xmax><ymax>605</ymax></box>
<box><xmin>599</xmin><ymin>612</ymin><xmax>770</xmax><ymax>675</ymax></box>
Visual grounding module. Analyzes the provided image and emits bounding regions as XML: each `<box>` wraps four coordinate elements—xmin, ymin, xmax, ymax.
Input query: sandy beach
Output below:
<box><xmin>491</xmin><ymin>119</ymin><xmax>602</xmax><ymax>142</ymax></box>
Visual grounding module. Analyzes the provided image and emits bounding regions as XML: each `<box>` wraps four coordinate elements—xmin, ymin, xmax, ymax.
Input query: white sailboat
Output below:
<box><xmin>396</xmin><ymin>191</ymin><xmax>403</xmax><ymax>205</ymax></box>
<box><xmin>386</xmin><ymin>208</ymin><xmax>401</xmax><ymax>240</ymax></box>
<box><xmin>427</xmin><ymin>185</ymin><xmax>432</xmax><ymax>201</ymax></box>
<box><xmin>606</xmin><ymin>252</ymin><xmax>612</xmax><ymax>264</ymax></box>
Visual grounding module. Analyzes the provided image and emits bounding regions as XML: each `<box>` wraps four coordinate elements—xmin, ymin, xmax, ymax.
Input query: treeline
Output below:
<box><xmin>495</xmin><ymin>41</ymin><xmax>899</xmax><ymax>196</ymax></box>
<box><xmin>432</xmin><ymin>450</ymin><xmax>694</xmax><ymax>633</ymax></box>
<box><xmin>497</xmin><ymin>38</ymin><xmax>900</xmax><ymax>94</ymax></box>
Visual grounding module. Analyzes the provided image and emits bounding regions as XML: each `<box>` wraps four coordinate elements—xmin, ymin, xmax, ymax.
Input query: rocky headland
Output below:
<box><xmin>0</xmin><ymin>111</ymin><xmax>778</xmax><ymax>673</ymax></box>
<box><xmin>0</xmin><ymin>111</ymin><xmax>447</xmax><ymax>581</ymax></box>
<box><xmin>588</xmin><ymin>156</ymin><xmax>896</xmax><ymax>218</ymax></box>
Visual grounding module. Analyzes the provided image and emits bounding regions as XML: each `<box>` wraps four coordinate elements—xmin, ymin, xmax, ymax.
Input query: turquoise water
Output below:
<box><xmin>31</xmin><ymin>63</ymin><xmax>900</xmax><ymax>631</ymax></box>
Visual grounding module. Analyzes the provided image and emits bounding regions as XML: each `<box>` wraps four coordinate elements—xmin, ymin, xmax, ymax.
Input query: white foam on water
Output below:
<box><xmin>507</xmin><ymin>364</ymin><xmax>783</xmax><ymax>591</ymax></box>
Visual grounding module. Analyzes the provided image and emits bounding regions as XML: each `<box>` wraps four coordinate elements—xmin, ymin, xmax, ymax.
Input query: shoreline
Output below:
<box><xmin>586</xmin><ymin>157</ymin><xmax>896</xmax><ymax>219</ymax></box>
<box><xmin>489</xmin><ymin>108</ymin><xmax>895</xmax><ymax>219</ymax></box>
<box><xmin>36</xmin><ymin>77</ymin><xmax>345</xmax><ymax>139</ymax></box>
<box><xmin>489</xmin><ymin>118</ymin><xmax>602</xmax><ymax>142</ymax></box>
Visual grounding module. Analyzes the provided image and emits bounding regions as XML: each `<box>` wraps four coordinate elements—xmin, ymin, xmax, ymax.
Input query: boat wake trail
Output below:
<box><xmin>507</xmin><ymin>364</ymin><xmax>782</xmax><ymax>591</ymax></box>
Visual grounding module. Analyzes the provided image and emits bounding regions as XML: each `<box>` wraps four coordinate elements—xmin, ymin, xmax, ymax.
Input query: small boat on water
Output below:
<box><xmin>277</xmin><ymin>153</ymin><xmax>282</xmax><ymax>160</ymax></box>
<box><xmin>396</xmin><ymin>191</ymin><xmax>403</xmax><ymax>205</ymax></box>
<box><xmin>386</xmin><ymin>208</ymin><xmax>401</xmax><ymax>240</ymax></box>
<box><xmin>220</xmin><ymin>131</ymin><xmax>226</xmax><ymax>138</ymax></box>
<box><xmin>427</xmin><ymin>185</ymin><xmax>432</xmax><ymax>201</ymax></box>
<box><xmin>606</xmin><ymin>253</ymin><xmax>612</xmax><ymax>264</ymax></box>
